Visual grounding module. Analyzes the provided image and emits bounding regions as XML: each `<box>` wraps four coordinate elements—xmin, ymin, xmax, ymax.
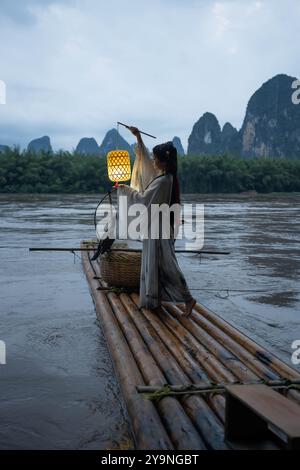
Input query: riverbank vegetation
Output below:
<box><xmin>0</xmin><ymin>148</ymin><xmax>300</xmax><ymax>193</ymax></box>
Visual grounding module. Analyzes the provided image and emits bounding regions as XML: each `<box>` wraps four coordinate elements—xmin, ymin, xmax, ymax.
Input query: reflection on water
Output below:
<box><xmin>0</xmin><ymin>192</ymin><xmax>300</xmax><ymax>449</ymax></box>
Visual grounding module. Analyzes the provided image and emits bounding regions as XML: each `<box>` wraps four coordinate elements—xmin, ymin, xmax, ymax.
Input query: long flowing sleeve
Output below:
<box><xmin>130</xmin><ymin>141</ymin><xmax>157</xmax><ymax>192</ymax></box>
<box><xmin>118</xmin><ymin>174</ymin><xmax>173</xmax><ymax>240</ymax></box>
<box><xmin>121</xmin><ymin>174</ymin><xmax>172</xmax><ymax>208</ymax></box>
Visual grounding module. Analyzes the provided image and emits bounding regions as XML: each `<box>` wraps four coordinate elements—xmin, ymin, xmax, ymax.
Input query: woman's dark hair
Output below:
<box><xmin>153</xmin><ymin>141</ymin><xmax>177</xmax><ymax>176</ymax></box>
<box><xmin>152</xmin><ymin>141</ymin><xmax>180</xmax><ymax>205</ymax></box>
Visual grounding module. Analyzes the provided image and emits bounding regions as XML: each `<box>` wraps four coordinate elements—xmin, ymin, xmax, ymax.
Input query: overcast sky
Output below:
<box><xmin>0</xmin><ymin>0</ymin><xmax>299</xmax><ymax>151</ymax></box>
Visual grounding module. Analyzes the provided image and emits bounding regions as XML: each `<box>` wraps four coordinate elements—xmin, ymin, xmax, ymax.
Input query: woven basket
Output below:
<box><xmin>100</xmin><ymin>250</ymin><xmax>141</xmax><ymax>288</ymax></box>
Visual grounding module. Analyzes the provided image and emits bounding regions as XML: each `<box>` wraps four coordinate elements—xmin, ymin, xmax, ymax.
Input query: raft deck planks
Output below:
<box><xmin>81</xmin><ymin>241</ymin><xmax>300</xmax><ymax>450</ymax></box>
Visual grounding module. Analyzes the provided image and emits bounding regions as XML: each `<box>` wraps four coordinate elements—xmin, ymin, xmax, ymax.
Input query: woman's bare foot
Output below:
<box><xmin>183</xmin><ymin>297</ymin><xmax>196</xmax><ymax>317</ymax></box>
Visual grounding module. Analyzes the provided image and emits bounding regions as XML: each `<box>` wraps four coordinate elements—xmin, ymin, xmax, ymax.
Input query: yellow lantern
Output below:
<box><xmin>107</xmin><ymin>150</ymin><xmax>131</xmax><ymax>188</ymax></box>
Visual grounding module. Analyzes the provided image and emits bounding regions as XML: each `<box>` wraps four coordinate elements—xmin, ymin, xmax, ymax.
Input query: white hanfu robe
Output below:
<box><xmin>118</xmin><ymin>141</ymin><xmax>193</xmax><ymax>310</ymax></box>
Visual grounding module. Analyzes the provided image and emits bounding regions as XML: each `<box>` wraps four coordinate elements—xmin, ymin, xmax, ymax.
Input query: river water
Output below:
<box><xmin>0</xmin><ymin>193</ymin><xmax>299</xmax><ymax>449</ymax></box>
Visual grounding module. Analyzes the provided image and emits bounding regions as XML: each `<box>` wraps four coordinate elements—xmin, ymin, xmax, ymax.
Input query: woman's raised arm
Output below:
<box><xmin>128</xmin><ymin>126</ymin><xmax>157</xmax><ymax>191</ymax></box>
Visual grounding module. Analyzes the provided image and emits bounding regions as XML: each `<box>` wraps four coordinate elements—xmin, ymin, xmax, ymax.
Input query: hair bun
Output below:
<box><xmin>166</xmin><ymin>142</ymin><xmax>174</xmax><ymax>155</ymax></box>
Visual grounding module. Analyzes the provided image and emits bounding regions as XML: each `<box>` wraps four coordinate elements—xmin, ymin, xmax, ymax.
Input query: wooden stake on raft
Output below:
<box><xmin>81</xmin><ymin>246</ymin><xmax>173</xmax><ymax>450</ymax></box>
<box><xmin>116</xmin><ymin>293</ymin><xmax>228</xmax><ymax>450</ymax></box>
<box><xmin>105</xmin><ymin>291</ymin><xmax>206</xmax><ymax>450</ymax></box>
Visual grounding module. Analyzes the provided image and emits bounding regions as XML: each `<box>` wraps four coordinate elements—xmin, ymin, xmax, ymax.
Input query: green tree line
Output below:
<box><xmin>0</xmin><ymin>147</ymin><xmax>300</xmax><ymax>193</ymax></box>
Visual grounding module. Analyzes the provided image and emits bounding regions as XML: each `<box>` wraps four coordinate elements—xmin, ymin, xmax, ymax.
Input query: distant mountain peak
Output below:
<box><xmin>99</xmin><ymin>128</ymin><xmax>134</xmax><ymax>157</ymax></box>
<box><xmin>76</xmin><ymin>137</ymin><xmax>100</xmax><ymax>155</ymax></box>
<box><xmin>187</xmin><ymin>112</ymin><xmax>221</xmax><ymax>155</ymax></box>
<box><xmin>187</xmin><ymin>73</ymin><xmax>300</xmax><ymax>158</ymax></box>
<box><xmin>27</xmin><ymin>136</ymin><xmax>52</xmax><ymax>153</ymax></box>
<box><xmin>240</xmin><ymin>73</ymin><xmax>300</xmax><ymax>157</ymax></box>
<box><xmin>172</xmin><ymin>136</ymin><xmax>185</xmax><ymax>156</ymax></box>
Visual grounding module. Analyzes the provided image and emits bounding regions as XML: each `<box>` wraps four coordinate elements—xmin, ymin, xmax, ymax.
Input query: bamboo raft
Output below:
<box><xmin>81</xmin><ymin>240</ymin><xmax>300</xmax><ymax>450</ymax></box>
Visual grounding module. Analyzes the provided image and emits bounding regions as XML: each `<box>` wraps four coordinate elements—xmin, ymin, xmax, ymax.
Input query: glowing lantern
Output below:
<box><xmin>107</xmin><ymin>150</ymin><xmax>131</xmax><ymax>188</ymax></box>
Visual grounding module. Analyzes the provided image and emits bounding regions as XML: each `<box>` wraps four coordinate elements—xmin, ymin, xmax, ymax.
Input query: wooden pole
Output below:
<box><xmin>144</xmin><ymin>300</ymin><xmax>237</xmax><ymax>384</ymax></box>
<box><xmin>29</xmin><ymin>247</ymin><xmax>230</xmax><ymax>255</ymax></box>
<box><xmin>191</xmin><ymin>302</ymin><xmax>300</xmax><ymax>406</ymax></box>
<box><xmin>117</xmin><ymin>121</ymin><xmax>157</xmax><ymax>139</ymax></box>
<box><xmin>105</xmin><ymin>291</ymin><xmax>206</xmax><ymax>450</ymax></box>
<box><xmin>173</xmin><ymin>304</ymin><xmax>279</xmax><ymax>382</ymax></box>
<box><xmin>116</xmin><ymin>292</ymin><xmax>228</xmax><ymax>450</ymax></box>
<box><xmin>126</xmin><ymin>297</ymin><xmax>209</xmax><ymax>383</ymax></box>
<box><xmin>165</xmin><ymin>303</ymin><xmax>260</xmax><ymax>382</ymax></box>
<box><xmin>129</xmin><ymin>293</ymin><xmax>232</xmax><ymax>424</ymax></box>
<box><xmin>192</xmin><ymin>303</ymin><xmax>300</xmax><ymax>380</ymax></box>
<box><xmin>81</xmin><ymin>245</ymin><xmax>173</xmax><ymax>450</ymax></box>
<box><xmin>81</xmin><ymin>240</ymin><xmax>295</xmax><ymax>447</ymax></box>
<box><xmin>137</xmin><ymin>379</ymin><xmax>300</xmax><ymax>395</ymax></box>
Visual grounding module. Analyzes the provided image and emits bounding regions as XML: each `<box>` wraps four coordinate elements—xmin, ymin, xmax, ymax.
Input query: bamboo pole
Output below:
<box><xmin>117</xmin><ymin>121</ymin><xmax>156</xmax><ymax>139</ymax></box>
<box><xmin>82</xmin><ymin>241</ymin><xmax>293</xmax><ymax>448</ymax></box>
<box><xmin>145</xmin><ymin>302</ymin><xmax>237</xmax><ymax>384</ymax></box>
<box><xmin>192</xmin><ymin>303</ymin><xmax>300</xmax><ymax>405</ymax></box>
<box><xmin>173</xmin><ymin>304</ymin><xmax>279</xmax><ymax>382</ymax></box>
<box><xmin>128</xmin><ymin>300</ymin><xmax>210</xmax><ymax>384</ymax></box>
<box><xmin>209</xmin><ymin>394</ymin><xmax>226</xmax><ymax>423</ymax></box>
<box><xmin>161</xmin><ymin>300</ymin><xmax>278</xmax><ymax>420</ymax></box>
<box><xmin>29</xmin><ymin>247</ymin><xmax>230</xmax><ymax>255</ymax></box>
<box><xmin>286</xmin><ymin>389</ymin><xmax>300</xmax><ymax>405</ymax></box>
<box><xmin>165</xmin><ymin>303</ymin><xmax>259</xmax><ymax>382</ymax></box>
<box><xmin>81</xmin><ymin>246</ymin><xmax>173</xmax><ymax>450</ymax></box>
<box><xmin>117</xmin><ymin>293</ymin><xmax>229</xmax><ymax>450</ymax></box>
<box><xmin>137</xmin><ymin>379</ymin><xmax>300</xmax><ymax>395</ymax></box>
<box><xmin>130</xmin><ymin>293</ymin><xmax>231</xmax><ymax>424</ymax></box>
<box><xmin>193</xmin><ymin>303</ymin><xmax>300</xmax><ymax>380</ymax></box>
<box><xmin>190</xmin><ymin>303</ymin><xmax>300</xmax><ymax>406</ymax></box>
<box><xmin>105</xmin><ymin>291</ymin><xmax>206</xmax><ymax>450</ymax></box>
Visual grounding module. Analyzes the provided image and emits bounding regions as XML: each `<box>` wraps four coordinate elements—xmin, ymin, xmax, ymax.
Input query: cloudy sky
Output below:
<box><xmin>0</xmin><ymin>0</ymin><xmax>299</xmax><ymax>151</ymax></box>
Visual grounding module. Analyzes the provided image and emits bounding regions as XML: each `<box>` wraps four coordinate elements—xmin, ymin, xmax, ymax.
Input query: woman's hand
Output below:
<box><xmin>128</xmin><ymin>126</ymin><xmax>141</xmax><ymax>137</ymax></box>
<box><xmin>118</xmin><ymin>184</ymin><xmax>129</xmax><ymax>191</ymax></box>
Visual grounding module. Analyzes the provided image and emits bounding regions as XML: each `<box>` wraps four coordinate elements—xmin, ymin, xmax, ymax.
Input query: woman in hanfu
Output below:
<box><xmin>118</xmin><ymin>126</ymin><xmax>196</xmax><ymax>317</ymax></box>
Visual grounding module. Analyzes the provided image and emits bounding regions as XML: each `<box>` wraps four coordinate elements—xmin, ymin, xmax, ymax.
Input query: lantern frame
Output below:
<box><xmin>107</xmin><ymin>149</ymin><xmax>131</xmax><ymax>188</ymax></box>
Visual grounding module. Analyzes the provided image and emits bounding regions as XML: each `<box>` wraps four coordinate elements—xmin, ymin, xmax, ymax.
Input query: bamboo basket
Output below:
<box><xmin>100</xmin><ymin>250</ymin><xmax>141</xmax><ymax>288</ymax></box>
